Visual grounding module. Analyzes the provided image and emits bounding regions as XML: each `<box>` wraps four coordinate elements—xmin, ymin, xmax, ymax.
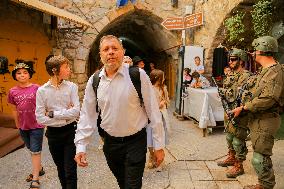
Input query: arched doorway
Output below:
<box><xmin>88</xmin><ymin>9</ymin><xmax>180</xmax><ymax>98</ymax></box>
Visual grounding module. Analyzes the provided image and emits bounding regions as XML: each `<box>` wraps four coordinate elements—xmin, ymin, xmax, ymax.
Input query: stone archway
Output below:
<box><xmin>88</xmin><ymin>6</ymin><xmax>180</xmax><ymax>97</ymax></box>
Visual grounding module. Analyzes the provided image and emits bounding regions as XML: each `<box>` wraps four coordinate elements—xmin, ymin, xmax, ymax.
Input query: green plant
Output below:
<box><xmin>224</xmin><ymin>12</ymin><xmax>245</xmax><ymax>43</ymax></box>
<box><xmin>251</xmin><ymin>0</ymin><xmax>273</xmax><ymax>37</ymax></box>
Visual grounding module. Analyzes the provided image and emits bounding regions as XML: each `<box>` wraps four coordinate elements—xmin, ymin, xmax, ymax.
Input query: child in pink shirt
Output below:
<box><xmin>8</xmin><ymin>63</ymin><xmax>45</xmax><ymax>189</ymax></box>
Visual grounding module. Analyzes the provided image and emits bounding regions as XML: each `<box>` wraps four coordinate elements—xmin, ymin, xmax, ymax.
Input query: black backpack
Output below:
<box><xmin>92</xmin><ymin>66</ymin><xmax>143</xmax><ymax>138</ymax></box>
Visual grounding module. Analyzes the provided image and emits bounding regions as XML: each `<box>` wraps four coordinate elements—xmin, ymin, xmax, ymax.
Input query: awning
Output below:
<box><xmin>12</xmin><ymin>0</ymin><xmax>92</xmax><ymax>27</ymax></box>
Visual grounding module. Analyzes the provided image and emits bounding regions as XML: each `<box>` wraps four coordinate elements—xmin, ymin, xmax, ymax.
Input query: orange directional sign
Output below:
<box><xmin>184</xmin><ymin>12</ymin><xmax>203</xmax><ymax>29</ymax></box>
<box><xmin>161</xmin><ymin>17</ymin><xmax>184</xmax><ymax>30</ymax></box>
<box><xmin>161</xmin><ymin>13</ymin><xmax>204</xmax><ymax>30</ymax></box>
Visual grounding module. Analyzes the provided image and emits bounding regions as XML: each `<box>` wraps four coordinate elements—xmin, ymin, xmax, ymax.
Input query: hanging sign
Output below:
<box><xmin>161</xmin><ymin>17</ymin><xmax>184</xmax><ymax>30</ymax></box>
<box><xmin>161</xmin><ymin>12</ymin><xmax>203</xmax><ymax>30</ymax></box>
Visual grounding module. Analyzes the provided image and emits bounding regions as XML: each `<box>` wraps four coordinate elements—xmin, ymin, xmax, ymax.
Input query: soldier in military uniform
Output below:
<box><xmin>217</xmin><ymin>48</ymin><xmax>251</xmax><ymax>178</ymax></box>
<box><xmin>232</xmin><ymin>36</ymin><xmax>284</xmax><ymax>189</ymax></box>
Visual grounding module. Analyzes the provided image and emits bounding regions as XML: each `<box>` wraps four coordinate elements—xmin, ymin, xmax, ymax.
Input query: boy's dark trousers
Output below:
<box><xmin>46</xmin><ymin>122</ymin><xmax>77</xmax><ymax>189</ymax></box>
<box><xmin>103</xmin><ymin>128</ymin><xmax>147</xmax><ymax>189</ymax></box>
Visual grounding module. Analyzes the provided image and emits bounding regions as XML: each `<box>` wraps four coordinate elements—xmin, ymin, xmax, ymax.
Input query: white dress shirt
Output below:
<box><xmin>36</xmin><ymin>80</ymin><xmax>80</xmax><ymax>127</ymax></box>
<box><xmin>75</xmin><ymin>65</ymin><xmax>165</xmax><ymax>153</ymax></box>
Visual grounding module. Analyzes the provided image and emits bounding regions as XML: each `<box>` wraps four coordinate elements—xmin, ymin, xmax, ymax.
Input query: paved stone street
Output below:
<box><xmin>1</xmin><ymin>111</ymin><xmax>284</xmax><ymax>189</ymax></box>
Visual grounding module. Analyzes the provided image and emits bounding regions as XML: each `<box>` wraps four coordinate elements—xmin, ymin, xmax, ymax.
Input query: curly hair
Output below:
<box><xmin>45</xmin><ymin>55</ymin><xmax>70</xmax><ymax>76</ymax></box>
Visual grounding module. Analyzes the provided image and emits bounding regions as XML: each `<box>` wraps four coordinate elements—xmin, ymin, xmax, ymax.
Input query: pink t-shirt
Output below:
<box><xmin>8</xmin><ymin>84</ymin><xmax>44</xmax><ymax>130</ymax></box>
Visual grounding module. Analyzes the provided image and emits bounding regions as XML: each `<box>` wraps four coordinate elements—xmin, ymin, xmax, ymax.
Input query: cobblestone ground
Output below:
<box><xmin>1</xmin><ymin>111</ymin><xmax>284</xmax><ymax>189</ymax></box>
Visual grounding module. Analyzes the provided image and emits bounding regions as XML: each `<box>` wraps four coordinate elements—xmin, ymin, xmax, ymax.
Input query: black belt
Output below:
<box><xmin>104</xmin><ymin>128</ymin><xmax>146</xmax><ymax>142</ymax></box>
<box><xmin>47</xmin><ymin>121</ymin><xmax>77</xmax><ymax>132</ymax></box>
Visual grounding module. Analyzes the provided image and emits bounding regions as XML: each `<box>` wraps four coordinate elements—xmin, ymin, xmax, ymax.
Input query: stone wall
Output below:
<box><xmin>41</xmin><ymin>0</ymin><xmax>246</xmax><ymax>98</ymax></box>
<box><xmin>42</xmin><ymin>0</ymin><xmax>198</xmax><ymax>99</ymax></box>
<box><xmin>193</xmin><ymin>0</ymin><xmax>241</xmax><ymax>73</ymax></box>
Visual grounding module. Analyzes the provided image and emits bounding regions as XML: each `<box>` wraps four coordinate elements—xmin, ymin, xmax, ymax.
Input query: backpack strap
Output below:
<box><xmin>92</xmin><ymin>67</ymin><xmax>143</xmax><ymax>110</ymax></box>
<box><xmin>129</xmin><ymin>66</ymin><xmax>143</xmax><ymax>106</ymax></box>
<box><xmin>92</xmin><ymin>69</ymin><xmax>102</xmax><ymax>113</ymax></box>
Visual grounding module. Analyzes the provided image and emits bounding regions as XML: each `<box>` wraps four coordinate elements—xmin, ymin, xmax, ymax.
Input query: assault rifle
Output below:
<box><xmin>236</xmin><ymin>82</ymin><xmax>253</xmax><ymax>107</ymax></box>
<box><xmin>212</xmin><ymin>77</ymin><xmax>238</xmax><ymax>129</ymax></box>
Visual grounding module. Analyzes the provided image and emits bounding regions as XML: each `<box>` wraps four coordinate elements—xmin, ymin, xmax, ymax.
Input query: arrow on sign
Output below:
<box><xmin>161</xmin><ymin>13</ymin><xmax>204</xmax><ymax>30</ymax></box>
<box><xmin>161</xmin><ymin>17</ymin><xmax>184</xmax><ymax>30</ymax></box>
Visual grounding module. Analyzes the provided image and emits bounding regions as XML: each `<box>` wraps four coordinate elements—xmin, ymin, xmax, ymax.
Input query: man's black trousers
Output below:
<box><xmin>103</xmin><ymin>128</ymin><xmax>147</xmax><ymax>189</ymax></box>
<box><xmin>46</xmin><ymin>122</ymin><xmax>77</xmax><ymax>189</ymax></box>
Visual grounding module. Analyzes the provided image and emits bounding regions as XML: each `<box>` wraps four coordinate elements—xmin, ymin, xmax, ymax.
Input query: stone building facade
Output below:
<box><xmin>29</xmin><ymin>0</ymin><xmax>284</xmax><ymax>98</ymax></box>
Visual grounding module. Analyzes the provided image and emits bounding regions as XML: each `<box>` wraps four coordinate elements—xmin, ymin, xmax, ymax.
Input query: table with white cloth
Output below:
<box><xmin>183</xmin><ymin>87</ymin><xmax>224</xmax><ymax>136</ymax></box>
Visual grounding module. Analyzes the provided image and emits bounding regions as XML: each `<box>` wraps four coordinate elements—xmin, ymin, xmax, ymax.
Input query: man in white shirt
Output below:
<box><xmin>74</xmin><ymin>35</ymin><xmax>165</xmax><ymax>189</ymax></box>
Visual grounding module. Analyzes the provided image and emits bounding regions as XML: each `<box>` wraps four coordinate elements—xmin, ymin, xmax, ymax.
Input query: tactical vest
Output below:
<box><xmin>223</xmin><ymin>70</ymin><xmax>251</xmax><ymax>104</ymax></box>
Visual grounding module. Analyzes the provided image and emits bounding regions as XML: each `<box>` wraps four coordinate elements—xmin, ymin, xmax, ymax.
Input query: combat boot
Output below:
<box><xmin>226</xmin><ymin>160</ymin><xmax>244</xmax><ymax>178</ymax></box>
<box><xmin>217</xmin><ymin>150</ymin><xmax>236</xmax><ymax>167</ymax></box>
<box><xmin>243</xmin><ymin>184</ymin><xmax>264</xmax><ymax>189</ymax></box>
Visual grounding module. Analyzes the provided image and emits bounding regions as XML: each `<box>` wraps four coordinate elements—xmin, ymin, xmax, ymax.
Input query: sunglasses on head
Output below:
<box><xmin>229</xmin><ymin>57</ymin><xmax>238</xmax><ymax>62</ymax></box>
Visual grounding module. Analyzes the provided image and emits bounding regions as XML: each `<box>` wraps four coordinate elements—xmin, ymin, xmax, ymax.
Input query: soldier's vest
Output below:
<box><xmin>223</xmin><ymin>70</ymin><xmax>251</xmax><ymax>104</ymax></box>
<box><xmin>223</xmin><ymin>73</ymin><xmax>237</xmax><ymax>89</ymax></box>
<box><xmin>240</xmin><ymin>75</ymin><xmax>257</xmax><ymax>104</ymax></box>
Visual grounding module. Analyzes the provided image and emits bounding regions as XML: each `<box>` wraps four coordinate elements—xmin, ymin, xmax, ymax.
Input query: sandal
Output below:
<box><xmin>30</xmin><ymin>180</ymin><xmax>40</xmax><ymax>189</ymax></box>
<box><xmin>26</xmin><ymin>167</ymin><xmax>45</xmax><ymax>182</ymax></box>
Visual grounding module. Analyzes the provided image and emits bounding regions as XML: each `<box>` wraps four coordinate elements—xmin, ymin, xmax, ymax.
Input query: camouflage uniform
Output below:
<box><xmin>243</xmin><ymin>36</ymin><xmax>284</xmax><ymax>189</ymax></box>
<box><xmin>245</xmin><ymin>64</ymin><xmax>284</xmax><ymax>189</ymax></box>
<box><xmin>226</xmin><ymin>70</ymin><xmax>251</xmax><ymax>159</ymax></box>
<box><xmin>217</xmin><ymin>49</ymin><xmax>251</xmax><ymax>178</ymax></box>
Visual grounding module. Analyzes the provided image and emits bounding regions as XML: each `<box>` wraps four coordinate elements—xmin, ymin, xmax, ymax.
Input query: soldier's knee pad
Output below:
<box><xmin>251</xmin><ymin>152</ymin><xmax>264</xmax><ymax>175</ymax></box>
<box><xmin>232</xmin><ymin>137</ymin><xmax>247</xmax><ymax>159</ymax></box>
<box><xmin>226</xmin><ymin>133</ymin><xmax>234</xmax><ymax>144</ymax></box>
<box><xmin>232</xmin><ymin>137</ymin><xmax>243</xmax><ymax>147</ymax></box>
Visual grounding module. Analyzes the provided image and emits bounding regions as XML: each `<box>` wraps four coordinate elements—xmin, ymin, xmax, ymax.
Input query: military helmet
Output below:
<box><xmin>252</xmin><ymin>36</ymin><xmax>278</xmax><ymax>52</ymax></box>
<box><xmin>12</xmin><ymin>63</ymin><xmax>34</xmax><ymax>80</ymax></box>
<box><xmin>230</xmin><ymin>48</ymin><xmax>248</xmax><ymax>62</ymax></box>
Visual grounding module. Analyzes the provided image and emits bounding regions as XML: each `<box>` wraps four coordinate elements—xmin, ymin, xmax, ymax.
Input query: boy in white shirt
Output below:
<box><xmin>36</xmin><ymin>55</ymin><xmax>80</xmax><ymax>189</ymax></box>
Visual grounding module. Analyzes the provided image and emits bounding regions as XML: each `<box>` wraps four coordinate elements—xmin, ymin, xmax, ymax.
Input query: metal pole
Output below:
<box><xmin>178</xmin><ymin>46</ymin><xmax>185</xmax><ymax>115</ymax></box>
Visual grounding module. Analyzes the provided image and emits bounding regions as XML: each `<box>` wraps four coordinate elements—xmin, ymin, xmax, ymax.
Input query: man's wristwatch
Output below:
<box><xmin>48</xmin><ymin>111</ymin><xmax>54</xmax><ymax>118</ymax></box>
